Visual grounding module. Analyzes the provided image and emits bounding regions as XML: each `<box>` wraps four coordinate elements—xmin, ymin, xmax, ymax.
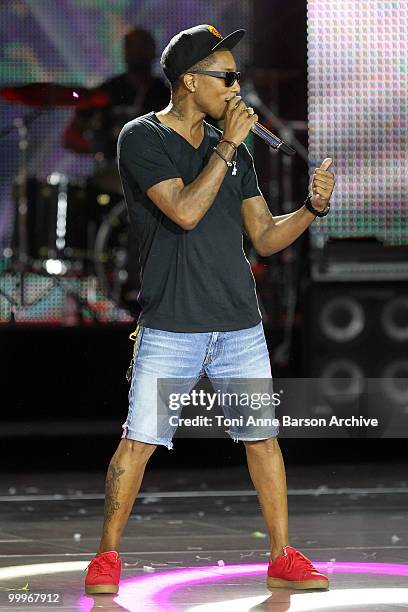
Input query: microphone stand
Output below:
<box><xmin>244</xmin><ymin>82</ymin><xmax>309</xmax><ymax>167</ymax></box>
<box><xmin>242</xmin><ymin>81</ymin><xmax>309</xmax><ymax>368</ymax></box>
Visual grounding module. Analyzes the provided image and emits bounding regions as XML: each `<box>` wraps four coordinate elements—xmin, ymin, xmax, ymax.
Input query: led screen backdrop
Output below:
<box><xmin>307</xmin><ymin>0</ymin><xmax>408</xmax><ymax>247</ymax></box>
<box><xmin>0</xmin><ymin>0</ymin><xmax>253</xmax><ymax>249</ymax></box>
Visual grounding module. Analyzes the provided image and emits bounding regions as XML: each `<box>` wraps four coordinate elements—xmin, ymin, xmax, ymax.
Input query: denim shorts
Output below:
<box><xmin>121</xmin><ymin>321</ymin><xmax>279</xmax><ymax>449</ymax></box>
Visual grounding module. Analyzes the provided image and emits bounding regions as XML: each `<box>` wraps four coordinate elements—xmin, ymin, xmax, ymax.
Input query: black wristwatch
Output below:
<box><xmin>304</xmin><ymin>194</ymin><xmax>330</xmax><ymax>218</ymax></box>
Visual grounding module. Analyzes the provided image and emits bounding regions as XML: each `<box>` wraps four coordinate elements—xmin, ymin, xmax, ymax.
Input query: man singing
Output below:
<box><xmin>85</xmin><ymin>24</ymin><xmax>335</xmax><ymax>595</ymax></box>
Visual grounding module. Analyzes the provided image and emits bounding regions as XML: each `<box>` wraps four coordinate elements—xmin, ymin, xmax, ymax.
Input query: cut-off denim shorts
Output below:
<box><xmin>121</xmin><ymin>321</ymin><xmax>279</xmax><ymax>449</ymax></box>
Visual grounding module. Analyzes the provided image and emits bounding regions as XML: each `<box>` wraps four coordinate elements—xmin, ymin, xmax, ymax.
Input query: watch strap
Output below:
<box><xmin>304</xmin><ymin>194</ymin><xmax>330</xmax><ymax>217</ymax></box>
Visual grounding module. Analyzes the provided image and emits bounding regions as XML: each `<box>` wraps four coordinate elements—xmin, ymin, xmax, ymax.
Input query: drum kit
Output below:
<box><xmin>0</xmin><ymin>82</ymin><xmax>140</xmax><ymax>319</ymax></box>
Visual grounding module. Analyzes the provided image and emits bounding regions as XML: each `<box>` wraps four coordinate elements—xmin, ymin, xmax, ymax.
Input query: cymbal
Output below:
<box><xmin>0</xmin><ymin>83</ymin><xmax>110</xmax><ymax>109</ymax></box>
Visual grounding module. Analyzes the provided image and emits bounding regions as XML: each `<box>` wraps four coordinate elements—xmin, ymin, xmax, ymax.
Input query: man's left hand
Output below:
<box><xmin>310</xmin><ymin>158</ymin><xmax>335</xmax><ymax>212</ymax></box>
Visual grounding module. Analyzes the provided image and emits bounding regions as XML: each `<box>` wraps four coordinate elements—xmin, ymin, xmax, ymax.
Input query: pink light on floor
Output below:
<box><xmin>79</xmin><ymin>561</ymin><xmax>408</xmax><ymax>612</ymax></box>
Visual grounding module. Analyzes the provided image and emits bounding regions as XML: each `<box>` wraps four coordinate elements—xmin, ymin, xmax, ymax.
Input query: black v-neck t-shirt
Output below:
<box><xmin>117</xmin><ymin>111</ymin><xmax>262</xmax><ymax>332</ymax></box>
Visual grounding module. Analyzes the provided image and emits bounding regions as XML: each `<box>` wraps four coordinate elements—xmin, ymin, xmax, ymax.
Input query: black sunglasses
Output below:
<box><xmin>188</xmin><ymin>70</ymin><xmax>241</xmax><ymax>88</ymax></box>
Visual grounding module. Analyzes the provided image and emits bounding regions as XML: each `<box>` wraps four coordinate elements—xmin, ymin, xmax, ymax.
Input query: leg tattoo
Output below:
<box><xmin>103</xmin><ymin>462</ymin><xmax>125</xmax><ymax>525</ymax></box>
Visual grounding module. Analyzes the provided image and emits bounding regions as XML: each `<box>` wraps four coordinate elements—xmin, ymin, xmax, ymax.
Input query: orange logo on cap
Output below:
<box><xmin>207</xmin><ymin>25</ymin><xmax>222</xmax><ymax>39</ymax></box>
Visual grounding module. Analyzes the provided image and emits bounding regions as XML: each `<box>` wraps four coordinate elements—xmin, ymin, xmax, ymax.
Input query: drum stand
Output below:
<box><xmin>0</xmin><ymin>110</ymin><xmax>99</xmax><ymax>323</ymax></box>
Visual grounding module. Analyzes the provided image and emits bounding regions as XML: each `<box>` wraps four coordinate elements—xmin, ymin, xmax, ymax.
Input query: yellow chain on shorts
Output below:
<box><xmin>129</xmin><ymin>324</ymin><xmax>141</xmax><ymax>357</ymax></box>
<box><xmin>126</xmin><ymin>324</ymin><xmax>141</xmax><ymax>383</ymax></box>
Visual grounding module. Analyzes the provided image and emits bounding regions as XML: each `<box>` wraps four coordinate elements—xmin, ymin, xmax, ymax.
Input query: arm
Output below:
<box><xmin>63</xmin><ymin>112</ymin><xmax>94</xmax><ymax>154</ymax></box>
<box><xmin>242</xmin><ymin>157</ymin><xmax>335</xmax><ymax>256</ymax></box>
<box><xmin>242</xmin><ymin>194</ymin><xmax>317</xmax><ymax>257</ymax></box>
<box><xmin>146</xmin><ymin>140</ymin><xmax>234</xmax><ymax>230</ymax></box>
<box><xmin>270</xmin><ymin>212</ymin><xmax>299</xmax><ymax>225</ymax></box>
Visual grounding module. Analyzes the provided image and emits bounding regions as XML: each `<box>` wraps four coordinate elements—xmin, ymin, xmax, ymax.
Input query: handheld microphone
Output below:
<box><xmin>250</xmin><ymin>122</ymin><xmax>296</xmax><ymax>156</ymax></box>
<box><xmin>226</xmin><ymin>94</ymin><xmax>296</xmax><ymax>156</ymax></box>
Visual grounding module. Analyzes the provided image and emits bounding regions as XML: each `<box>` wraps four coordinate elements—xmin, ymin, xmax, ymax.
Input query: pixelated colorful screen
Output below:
<box><xmin>307</xmin><ymin>0</ymin><xmax>408</xmax><ymax>246</ymax></box>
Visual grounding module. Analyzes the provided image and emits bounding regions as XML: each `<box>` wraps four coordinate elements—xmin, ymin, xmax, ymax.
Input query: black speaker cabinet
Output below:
<box><xmin>301</xmin><ymin>281</ymin><xmax>408</xmax><ymax>437</ymax></box>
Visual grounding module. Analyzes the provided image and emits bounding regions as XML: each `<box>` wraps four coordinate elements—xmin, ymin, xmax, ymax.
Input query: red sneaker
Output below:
<box><xmin>85</xmin><ymin>550</ymin><xmax>122</xmax><ymax>595</ymax></box>
<box><xmin>267</xmin><ymin>546</ymin><xmax>329</xmax><ymax>590</ymax></box>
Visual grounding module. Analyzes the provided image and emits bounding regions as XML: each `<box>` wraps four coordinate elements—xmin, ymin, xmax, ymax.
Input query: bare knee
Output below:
<box><xmin>244</xmin><ymin>437</ymin><xmax>279</xmax><ymax>455</ymax></box>
<box><xmin>119</xmin><ymin>438</ymin><xmax>157</xmax><ymax>462</ymax></box>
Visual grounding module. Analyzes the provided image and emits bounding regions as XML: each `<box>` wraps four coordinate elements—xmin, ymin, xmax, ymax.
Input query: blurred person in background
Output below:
<box><xmin>63</xmin><ymin>27</ymin><xmax>169</xmax><ymax>162</ymax></box>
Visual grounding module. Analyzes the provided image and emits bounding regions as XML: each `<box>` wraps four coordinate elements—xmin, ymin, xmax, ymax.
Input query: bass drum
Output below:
<box><xmin>12</xmin><ymin>175</ymin><xmax>92</xmax><ymax>265</ymax></box>
<box><xmin>94</xmin><ymin>200</ymin><xmax>141</xmax><ymax>316</ymax></box>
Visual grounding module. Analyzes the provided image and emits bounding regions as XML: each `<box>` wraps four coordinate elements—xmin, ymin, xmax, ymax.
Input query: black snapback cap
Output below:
<box><xmin>160</xmin><ymin>24</ymin><xmax>245</xmax><ymax>84</ymax></box>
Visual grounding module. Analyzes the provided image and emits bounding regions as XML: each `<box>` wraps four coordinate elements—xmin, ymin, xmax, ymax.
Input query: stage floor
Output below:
<box><xmin>0</xmin><ymin>462</ymin><xmax>407</xmax><ymax>611</ymax></box>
